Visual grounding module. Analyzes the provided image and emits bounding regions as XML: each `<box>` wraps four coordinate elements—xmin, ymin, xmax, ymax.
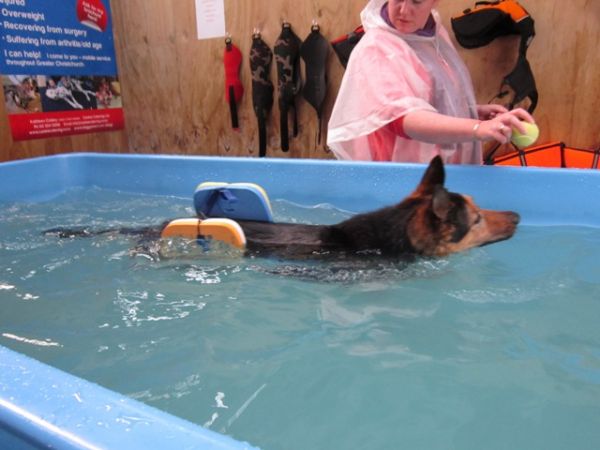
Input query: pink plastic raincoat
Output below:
<box><xmin>327</xmin><ymin>0</ymin><xmax>482</xmax><ymax>164</ymax></box>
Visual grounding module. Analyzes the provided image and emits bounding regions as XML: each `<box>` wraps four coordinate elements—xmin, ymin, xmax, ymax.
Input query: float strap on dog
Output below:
<box><xmin>223</xmin><ymin>36</ymin><xmax>243</xmax><ymax>129</ymax></box>
<box><xmin>300</xmin><ymin>23</ymin><xmax>330</xmax><ymax>145</ymax></box>
<box><xmin>193</xmin><ymin>182</ymin><xmax>274</xmax><ymax>223</ymax></box>
<box><xmin>162</xmin><ymin>181</ymin><xmax>274</xmax><ymax>250</ymax></box>
<box><xmin>250</xmin><ymin>31</ymin><xmax>274</xmax><ymax>157</ymax></box>
<box><xmin>451</xmin><ymin>0</ymin><xmax>538</xmax><ymax>112</ymax></box>
<box><xmin>161</xmin><ymin>218</ymin><xmax>247</xmax><ymax>250</ymax></box>
<box><xmin>330</xmin><ymin>25</ymin><xmax>364</xmax><ymax>68</ymax></box>
<box><xmin>274</xmin><ymin>22</ymin><xmax>303</xmax><ymax>152</ymax></box>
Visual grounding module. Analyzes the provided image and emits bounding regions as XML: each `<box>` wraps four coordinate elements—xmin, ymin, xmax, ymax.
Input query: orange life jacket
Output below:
<box><xmin>451</xmin><ymin>0</ymin><xmax>538</xmax><ymax>113</ymax></box>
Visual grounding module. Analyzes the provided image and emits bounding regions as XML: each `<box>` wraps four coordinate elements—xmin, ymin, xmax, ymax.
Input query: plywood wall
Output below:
<box><xmin>108</xmin><ymin>0</ymin><xmax>365</xmax><ymax>160</ymax></box>
<box><xmin>1</xmin><ymin>0</ymin><xmax>599</xmax><ymax>163</ymax></box>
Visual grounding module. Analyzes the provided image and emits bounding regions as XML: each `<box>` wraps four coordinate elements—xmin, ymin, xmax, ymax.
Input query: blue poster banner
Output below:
<box><xmin>1</xmin><ymin>0</ymin><xmax>117</xmax><ymax>75</ymax></box>
<box><xmin>1</xmin><ymin>0</ymin><xmax>124</xmax><ymax>141</ymax></box>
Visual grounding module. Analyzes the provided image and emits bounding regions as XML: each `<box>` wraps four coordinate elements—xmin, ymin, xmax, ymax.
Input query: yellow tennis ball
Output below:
<box><xmin>511</xmin><ymin>122</ymin><xmax>539</xmax><ymax>149</ymax></box>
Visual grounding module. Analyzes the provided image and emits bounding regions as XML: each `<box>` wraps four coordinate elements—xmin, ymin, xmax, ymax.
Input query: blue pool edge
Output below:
<box><xmin>0</xmin><ymin>347</ymin><xmax>256</xmax><ymax>450</ymax></box>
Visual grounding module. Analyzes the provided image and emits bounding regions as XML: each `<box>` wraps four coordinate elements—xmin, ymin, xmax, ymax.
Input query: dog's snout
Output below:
<box><xmin>509</xmin><ymin>212</ymin><xmax>520</xmax><ymax>225</ymax></box>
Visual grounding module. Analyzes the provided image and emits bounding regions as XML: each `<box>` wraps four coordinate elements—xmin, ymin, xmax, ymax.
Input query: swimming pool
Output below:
<box><xmin>1</xmin><ymin>153</ymin><xmax>600</xmax><ymax>449</ymax></box>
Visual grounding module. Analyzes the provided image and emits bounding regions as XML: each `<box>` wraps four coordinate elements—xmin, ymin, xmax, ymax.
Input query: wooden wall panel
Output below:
<box><xmin>1</xmin><ymin>0</ymin><xmax>599</xmax><ymax>163</ymax></box>
<box><xmin>527</xmin><ymin>0</ymin><xmax>600</xmax><ymax>148</ymax></box>
<box><xmin>110</xmin><ymin>0</ymin><xmax>363</xmax><ymax>159</ymax></box>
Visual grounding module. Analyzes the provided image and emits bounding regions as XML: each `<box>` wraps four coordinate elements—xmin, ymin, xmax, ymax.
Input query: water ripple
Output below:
<box><xmin>114</xmin><ymin>289</ymin><xmax>207</xmax><ymax>327</ymax></box>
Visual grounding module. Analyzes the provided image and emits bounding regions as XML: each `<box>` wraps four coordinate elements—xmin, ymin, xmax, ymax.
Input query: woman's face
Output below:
<box><xmin>387</xmin><ymin>0</ymin><xmax>439</xmax><ymax>33</ymax></box>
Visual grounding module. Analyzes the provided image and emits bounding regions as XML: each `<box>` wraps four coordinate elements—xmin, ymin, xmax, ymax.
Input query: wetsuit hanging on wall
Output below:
<box><xmin>223</xmin><ymin>36</ymin><xmax>243</xmax><ymax>129</ymax></box>
<box><xmin>274</xmin><ymin>22</ymin><xmax>302</xmax><ymax>152</ymax></box>
<box><xmin>250</xmin><ymin>31</ymin><xmax>274</xmax><ymax>157</ymax></box>
<box><xmin>300</xmin><ymin>23</ymin><xmax>330</xmax><ymax>146</ymax></box>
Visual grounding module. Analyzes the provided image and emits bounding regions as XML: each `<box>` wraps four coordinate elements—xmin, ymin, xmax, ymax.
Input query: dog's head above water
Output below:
<box><xmin>323</xmin><ymin>155</ymin><xmax>520</xmax><ymax>259</ymax></box>
<box><xmin>242</xmin><ymin>156</ymin><xmax>520</xmax><ymax>261</ymax></box>
<box><xmin>402</xmin><ymin>155</ymin><xmax>520</xmax><ymax>257</ymax></box>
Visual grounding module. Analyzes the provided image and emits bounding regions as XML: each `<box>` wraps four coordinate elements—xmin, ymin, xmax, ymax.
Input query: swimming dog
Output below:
<box><xmin>45</xmin><ymin>156</ymin><xmax>519</xmax><ymax>261</ymax></box>
<box><xmin>237</xmin><ymin>156</ymin><xmax>519</xmax><ymax>259</ymax></box>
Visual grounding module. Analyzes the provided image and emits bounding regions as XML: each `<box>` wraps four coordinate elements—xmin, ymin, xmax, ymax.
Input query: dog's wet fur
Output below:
<box><xmin>45</xmin><ymin>156</ymin><xmax>519</xmax><ymax>262</ymax></box>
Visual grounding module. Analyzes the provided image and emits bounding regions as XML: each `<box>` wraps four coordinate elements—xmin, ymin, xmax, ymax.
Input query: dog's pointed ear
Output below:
<box><xmin>431</xmin><ymin>185</ymin><xmax>451</xmax><ymax>221</ymax></box>
<box><xmin>415</xmin><ymin>156</ymin><xmax>445</xmax><ymax>195</ymax></box>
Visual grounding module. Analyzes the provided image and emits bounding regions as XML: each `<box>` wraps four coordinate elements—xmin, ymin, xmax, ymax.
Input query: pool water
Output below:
<box><xmin>1</xmin><ymin>188</ymin><xmax>600</xmax><ymax>450</ymax></box>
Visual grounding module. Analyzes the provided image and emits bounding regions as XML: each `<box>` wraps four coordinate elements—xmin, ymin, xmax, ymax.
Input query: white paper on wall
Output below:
<box><xmin>195</xmin><ymin>0</ymin><xmax>226</xmax><ymax>40</ymax></box>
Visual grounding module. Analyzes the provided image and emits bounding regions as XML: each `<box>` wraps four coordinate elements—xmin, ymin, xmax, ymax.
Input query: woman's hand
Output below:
<box><xmin>473</xmin><ymin>108</ymin><xmax>535</xmax><ymax>144</ymax></box>
<box><xmin>477</xmin><ymin>104</ymin><xmax>508</xmax><ymax>120</ymax></box>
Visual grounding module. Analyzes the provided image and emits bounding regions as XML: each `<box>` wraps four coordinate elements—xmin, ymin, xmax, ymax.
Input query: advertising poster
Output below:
<box><xmin>0</xmin><ymin>0</ymin><xmax>124</xmax><ymax>141</ymax></box>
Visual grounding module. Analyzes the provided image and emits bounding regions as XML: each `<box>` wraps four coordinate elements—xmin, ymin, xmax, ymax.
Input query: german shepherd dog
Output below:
<box><xmin>45</xmin><ymin>156</ymin><xmax>519</xmax><ymax>262</ymax></box>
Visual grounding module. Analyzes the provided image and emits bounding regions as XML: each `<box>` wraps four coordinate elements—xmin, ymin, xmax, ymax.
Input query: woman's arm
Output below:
<box><xmin>402</xmin><ymin>108</ymin><xmax>535</xmax><ymax>145</ymax></box>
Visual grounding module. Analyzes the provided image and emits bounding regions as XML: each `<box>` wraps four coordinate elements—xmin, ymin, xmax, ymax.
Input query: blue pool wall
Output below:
<box><xmin>2</xmin><ymin>152</ymin><xmax>600</xmax><ymax>226</ymax></box>
<box><xmin>1</xmin><ymin>152</ymin><xmax>600</xmax><ymax>449</ymax></box>
<box><xmin>0</xmin><ymin>346</ymin><xmax>256</xmax><ymax>450</ymax></box>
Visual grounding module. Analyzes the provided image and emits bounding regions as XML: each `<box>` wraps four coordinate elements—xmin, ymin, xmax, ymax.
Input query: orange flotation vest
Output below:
<box><xmin>451</xmin><ymin>0</ymin><xmax>538</xmax><ymax>113</ymax></box>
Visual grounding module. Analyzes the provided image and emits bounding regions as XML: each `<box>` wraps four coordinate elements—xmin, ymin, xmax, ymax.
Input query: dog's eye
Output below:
<box><xmin>474</xmin><ymin>214</ymin><xmax>482</xmax><ymax>225</ymax></box>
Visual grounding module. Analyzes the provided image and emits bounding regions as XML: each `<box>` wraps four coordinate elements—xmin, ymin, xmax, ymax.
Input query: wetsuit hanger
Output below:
<box><xmin>249</xmin><ymin>29</ymin><xmax>274</xmax><ymax>157</ymax></box>
<box><xmin>274</xmin><ymin>21</ymin><xmax>302</xmax><ymax>152</ymax></box>
<box><xmin>300</xmin><ymin>21</ymin><xmax>330</xmax><ymax>146</ymax></box>
<box><xmin>223</xmin><ymin>34</ymin><xmax>243</xmax><ymax>129</ymax></box>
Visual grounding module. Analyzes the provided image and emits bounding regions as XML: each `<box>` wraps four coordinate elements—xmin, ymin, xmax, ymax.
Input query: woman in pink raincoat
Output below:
<box><xmin>327</xmin><ymin>0</ymin><xmax>535</xmax><ymax>164</ymax></box>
